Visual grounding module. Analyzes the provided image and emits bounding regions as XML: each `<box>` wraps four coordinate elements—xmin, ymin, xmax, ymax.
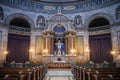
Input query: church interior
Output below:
<box><xmin>0</xmin><ymin>0</ymin><xmax>120</xmax><ymax>80</ymax></box>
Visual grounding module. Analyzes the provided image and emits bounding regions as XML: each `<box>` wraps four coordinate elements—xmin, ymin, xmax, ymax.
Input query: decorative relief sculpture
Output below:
<box><xmin>36</xmin><ymin>15</ymin><xmax>45</xmax><ymax>27</ymax></box>
<box><xmin>74</xmin><ymin>15</ymin><xmax>82</xmax><ymax>28</ymax></box>
<box><xmin>116</xmin><ymin>6</ymin><xmax>120</xmax><ymax>20</ymax></box>
<box><xmin>0</xmin><ymin>6</ymin><xmax>4</xmax><ymax>20</ymax></box>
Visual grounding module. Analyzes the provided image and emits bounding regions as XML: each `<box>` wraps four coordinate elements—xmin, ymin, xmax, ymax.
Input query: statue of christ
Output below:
<box><xmin>56</xmin><ymin>40</ymin><xmax>63</xmax><ymax>56</ymax></box>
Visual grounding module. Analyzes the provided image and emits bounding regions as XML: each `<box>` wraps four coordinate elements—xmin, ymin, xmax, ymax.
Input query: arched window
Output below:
<box><xmin>89</xmin><ymin>18</ymin><xmax>109</xmax><ymax>28</ymax></box>
<box><xmin>10</xmin><ymin>18</ymin><xmax>30</xmax><ymax>28</ymax></box>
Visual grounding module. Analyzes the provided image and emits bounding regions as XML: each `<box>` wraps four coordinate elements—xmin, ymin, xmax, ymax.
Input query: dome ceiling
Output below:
<box><xmin>0</xmin><ymin>0</ymin><xmax>119</xmax><ymax>14</ymax></box>
<box><xmin>31</xmin><ymin>0</ymin><xmax>86</xmax><ymax>3</ymax></box>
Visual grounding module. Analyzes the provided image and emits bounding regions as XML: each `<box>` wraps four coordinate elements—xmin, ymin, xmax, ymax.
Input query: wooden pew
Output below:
<box><xmin>0</xmin><ymin>74</ymin><xmax>26</xmax><ymax>80</ymax></box>
<box><xmin>0</xmin><ymin>68</ymin><xmax>35</xmax><ymax>80</ymax></box>
<box><xmin>82</xmin><ymin>68</ymin><xmax>120</xmax><ymax>80</ymax></box>
<box><xmin>0</xmin><ymin>63</ymin><xmax>47</xmax><ymax>80</ymax></box>
<box><xmin>92</xmin><ymin>74</ymin><xmax>120</xmax><ymax>80</ymax></box>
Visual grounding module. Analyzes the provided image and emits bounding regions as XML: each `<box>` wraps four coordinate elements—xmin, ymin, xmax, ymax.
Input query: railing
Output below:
<box><xmin>88</xmin><ymin>25</ymin><xmax>110</xmax><ymax>32</ymax></box>
<box><xmin>9</xmin><ymin>25</ymin><xmax>31</xmax><ymax>35</ymax></box>
<box><xmin>88</xmin><ymin>25</ymin><xmax>111</xmax><ymax>35</ymax></box>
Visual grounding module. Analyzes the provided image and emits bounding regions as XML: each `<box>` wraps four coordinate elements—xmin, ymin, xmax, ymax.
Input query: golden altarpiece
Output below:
<box><xmin>32</xmin><ymin>13</ymin><xmax>88</xmax><ymax>63</ymax></box>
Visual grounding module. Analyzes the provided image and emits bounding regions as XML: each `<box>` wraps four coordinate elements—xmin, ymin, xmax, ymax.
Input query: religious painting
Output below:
<box><xmin>35</xmin><ymin>36</ymin><xmax>44</xmax><ymax>55</ymax></box>
<box><xmin>117</xmin><ymin>31</ymin><xmax>120</xmax><ymax>54</ymax></box>
<box><xmin>75</xmin><ymin>36</ymin><xmax>84</xmax><ymax>55</ymax></box>
<box><xmin>0</xmin><ymin>6</ymin><xmax>4</xmax><ymax>20</ymax></box>
<box><xmin>74</xmin><ymin>15</ymin><xmax>82</xmax><ymax>28</ymax></box>
<box><xmin>36</xmin><ymin>15</ymin><xmax>45</xmax><ymax>27</ymax></box>
<box><xmin>116</xmin><ymin>6</ymin><xmax>120</xmax><ymax>20</ymax></box>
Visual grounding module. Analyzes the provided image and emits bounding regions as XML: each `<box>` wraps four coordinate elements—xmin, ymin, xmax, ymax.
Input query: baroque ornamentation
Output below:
<box><xmin>74</xmin><ymin>15</ymin><xmax>82</xmax><ymax>28</ymax></box>
<box><xmin>36</xmin><ymin>15</ymin><xmax>45</xmax><ymax>27</ymax></box>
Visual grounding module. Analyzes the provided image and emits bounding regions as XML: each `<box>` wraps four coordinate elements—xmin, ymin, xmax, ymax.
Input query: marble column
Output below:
<box><xmin>68</xmin><ymin>34</ymin><xmax>72</xmax><ymax>54</ymax></box>
<box><xmin>47</xmin><ymin>34</ymin><xmax>50</xmax><ymax>54</ymax></box>
<box><xmin>50</xmin><ymin>36</ymin><xmax>54</xmax><ymax>54</ymax></box>
<box><xmin>44</xmin><ymin>36</ymin><xmax>48</xmax><ymax>53</ymax></box>
<box><xmin>73</xmin><ymin>36</ymin><xmax>76</xmax><ymax>51</ymax></box>
<box><xmin>42</xmin><ymin>30</ymin><xmax>54</xmax><ymax>55</ymax></box>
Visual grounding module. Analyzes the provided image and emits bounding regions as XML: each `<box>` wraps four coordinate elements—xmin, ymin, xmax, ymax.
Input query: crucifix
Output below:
<box><xmin>56</xmin><ymin>40</ymin><xmax>63</xmax><ymax>56</ymax></box>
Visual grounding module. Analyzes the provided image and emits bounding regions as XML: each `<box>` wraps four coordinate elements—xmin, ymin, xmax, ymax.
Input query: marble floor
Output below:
<box><xmin>45</xmin><ymin>69</ymin><xmax>74</xmax><ymax>80</ymax></box>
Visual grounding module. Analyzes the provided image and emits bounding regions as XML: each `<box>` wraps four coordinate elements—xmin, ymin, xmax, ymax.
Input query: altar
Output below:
<box><xmin>42</xmin><ymin>54</ymin><xmax>76</xmax><ymax>63</ymax></box>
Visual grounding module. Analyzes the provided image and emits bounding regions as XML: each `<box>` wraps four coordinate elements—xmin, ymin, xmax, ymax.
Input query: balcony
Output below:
<box><xmin>9</xmin><ymin>25</ymin><xmax>31</xmax><ymax>35</ymax></box>
<box><xmin>88</xmin><ymin>25</ymin><xmax>111</xmax><ymax>35</ymax></box>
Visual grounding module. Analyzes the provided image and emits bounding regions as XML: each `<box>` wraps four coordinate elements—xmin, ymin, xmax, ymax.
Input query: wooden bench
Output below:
<box><xmin>82</xmin><ymin>68</ymin><xmax>120</xmax><ymax>80</ymax></box>
<box><xmin>0</xmin><ymin>68</ymin><xmax>36</xmax><ymax>80</ymax></box>
<box><xmin>0</xmin><ymin>74</ymin><xmax>26</xmax><ymax>80</ymax></box>
<box><xmin>92</xmin><ymin>74</ymin><xmax>120</xmax><ymax>80</ymax></box>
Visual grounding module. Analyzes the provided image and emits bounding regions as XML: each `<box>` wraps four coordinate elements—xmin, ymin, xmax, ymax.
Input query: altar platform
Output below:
<box><xmin>42</xmin><ymin>54</ymin><xmax>76</xmax><ymax>63</ymax></box>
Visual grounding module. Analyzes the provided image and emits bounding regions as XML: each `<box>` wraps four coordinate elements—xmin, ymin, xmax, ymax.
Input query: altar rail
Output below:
<box><xmin>48</xmin><ymin>62</ymin><xmax>71</xmax><ymax>69</ymax></box>
<box><xmin>43</xmin><ymin>55</ymin><xmax>77</xmax><ymax>63</ymax></box>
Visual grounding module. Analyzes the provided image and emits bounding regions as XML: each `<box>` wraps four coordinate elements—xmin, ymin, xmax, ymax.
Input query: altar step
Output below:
<box><xmin>45</xmin><ymin>69</ymin><xmax>74</xmax><ymax>80</ymax></box>
<box><xmin>45</xmin><ymin>77</ymin><xmax>73</xmax><ymax>80</ymax></box>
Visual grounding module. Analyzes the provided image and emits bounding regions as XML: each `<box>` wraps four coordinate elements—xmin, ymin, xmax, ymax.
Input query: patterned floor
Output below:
<box><xmin>45</xmin><ymin>69</ymin><xmax>74</xmax><ymax>80</ymax></box>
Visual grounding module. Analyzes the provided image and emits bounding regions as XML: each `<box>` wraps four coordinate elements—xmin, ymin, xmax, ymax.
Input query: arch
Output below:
<box><xmin>84</xmin><ymin>13</ymin><xmax>115</xmax><ymax>28</ymax></box>
<box><xmin>48</xmin><ymin>14</ymin><xmax>71</xmax><ymax>31</ymax></box>
<box><xmin>48</xmin><ymin>14</ymin><xmax>70</xmax><ymax>22</ymax></box>
<box><xmin>10</xmin><ymin>18</ymin><xmax>30</xmax><ymax>28</ymax></box>
<box><xmin>89</xmin><ymin>18</ymin><xmax>109</xmax><ymax>28</ymax></box>
<box><xmin>4</xmin><ymin>13</ymin><xmax>35</xmax><ymax>28</ymax></box>
<box><xmin>53</xmin><ymin>24</ymin><xmax>66</xmax><ymax>34</ymax></box>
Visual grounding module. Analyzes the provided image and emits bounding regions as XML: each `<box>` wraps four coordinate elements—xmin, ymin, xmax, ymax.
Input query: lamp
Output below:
<box><xmin>3</xmin><ymin>51</ymin><xmax>8</xmax><ymax>63</ymax></box>
<box><xmin>110</xmin><ymin>50</ymin><xmax>118</xmax><ymax>58</ymax></box>
<box><xmin>85</xmin><ymin>49</ymin><xmax>90</xmax><ymax>53</ymax></box>
<box><xmin>43</xmin><ymin>49</ymin><xmax>48</xmax><ymax>55</ymax></box>
<box><xmin>29</xmin><ymin>48</ymin><xmax>34</xmax><ymax>53</ymax></box>
<box><xmin>3</xmin><ymin>51</ymin><xmax>8</xmax><ymax>55</ymax></box>
<box><xmin>110</xmin><ymin>51</ymin><xmax>116</xmax><ymax>55</ymax></box>
<box><xmin>70</xmin><ymin>49</ymin><xmax>75</xmax><ymax>56</ymax></box>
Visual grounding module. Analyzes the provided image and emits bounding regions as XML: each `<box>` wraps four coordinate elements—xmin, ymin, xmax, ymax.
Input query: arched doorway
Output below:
<box><xmin>7</xmin><ymin>17</ymin><xmax>30</xmax><ymax>63</ymax></box>
<box><xmin>89</xmin><ymin>18</ymin><xmax>113</xmax><ymax>63</ymax></box>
